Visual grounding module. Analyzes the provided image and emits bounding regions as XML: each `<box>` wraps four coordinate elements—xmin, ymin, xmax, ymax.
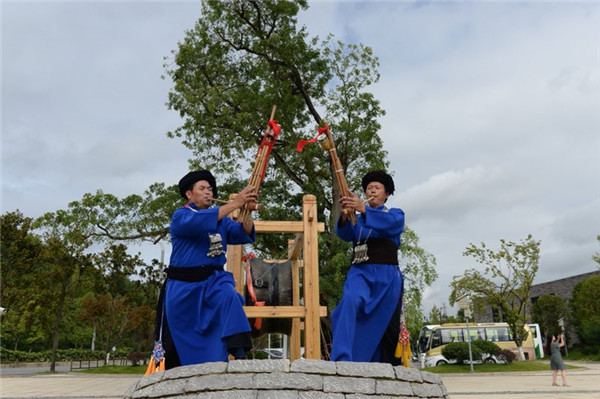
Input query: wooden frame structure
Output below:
<box><xmin>226</xmin><ymin>194</ymin><xmax>326</xmax><ymax>360</ymax></box>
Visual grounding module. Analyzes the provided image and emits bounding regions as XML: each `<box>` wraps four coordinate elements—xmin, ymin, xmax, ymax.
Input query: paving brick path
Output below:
<box><xmin>1</xmin><ymin>361</ymin><xmax>598</xmax><ymax>399</ymax></box>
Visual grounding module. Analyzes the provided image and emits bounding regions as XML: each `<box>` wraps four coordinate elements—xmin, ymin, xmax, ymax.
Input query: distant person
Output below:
<box><xmin>547</xmin><ymin>333</ymin><xmax>569</xmax><ymax>386</ymax></box>
<box><xmin>155</xmin><ymin>170</ymin><xmax>258</xmax><ymax>368</ymax></box>
<box><xmin>330</xmin><ymin>170</ymin><xmax>405</xmax><ymax>364</ymax></box>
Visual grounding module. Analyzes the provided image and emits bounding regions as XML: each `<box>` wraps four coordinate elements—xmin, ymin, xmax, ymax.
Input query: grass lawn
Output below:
<box><xmin>74</xmin><ymin>365</ymin><xmax>147</xmax><ymax>374</ymax></box>
<box><xmin>422</xmin><ymin>360</ymin><xmax>581</xmax><ymax>374</ymax></box>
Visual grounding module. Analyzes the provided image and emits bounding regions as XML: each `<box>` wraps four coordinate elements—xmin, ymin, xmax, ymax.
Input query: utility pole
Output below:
<box><xmin>458</xmin><ymin>294</ymin><xmax>474</xmax><ymax>373</ymax></box>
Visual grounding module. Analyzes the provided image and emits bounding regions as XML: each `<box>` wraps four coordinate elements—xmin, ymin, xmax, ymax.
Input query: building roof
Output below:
<box><xmin>530</xmin><ymin>270</ymin><xmax>600</xmax><ymax>300</ymax></box>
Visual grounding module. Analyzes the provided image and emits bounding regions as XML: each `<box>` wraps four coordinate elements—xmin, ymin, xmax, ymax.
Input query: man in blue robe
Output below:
<box><xmin>331</xmin><ymin>170</ymin><xmax>405</xmax><ymax>364</ymax></box>
<box><xmin>155</xmin><ymin>170</ymin><xmax>258</xmax><ymax>368</ymax></box>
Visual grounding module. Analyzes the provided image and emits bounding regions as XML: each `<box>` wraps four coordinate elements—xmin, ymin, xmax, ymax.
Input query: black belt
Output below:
<box><xmin>165</xmin><ymin>265</ymin><xmax>224</xmax><ymax>282</ymax></box>
<box><xmin>353</xmin><ymin>238</ymin><xmax>398</xmax><ymax>265</ymax></box>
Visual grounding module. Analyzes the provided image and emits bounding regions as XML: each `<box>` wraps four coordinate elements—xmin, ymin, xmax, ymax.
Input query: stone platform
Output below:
<box><xmin>124</xmin><ymin>359</ymin><xmax>448</xmax><ymax>399</ymax></box>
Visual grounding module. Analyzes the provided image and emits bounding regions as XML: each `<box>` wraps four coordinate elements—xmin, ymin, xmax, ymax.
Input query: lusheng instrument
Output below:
<box><xmin>211</xmin><ymin>197</ymin><xmax>264</xmax><ymax>210</ymax></box>
<box><xmin>297</xmin><ymin>124</ymin><xmax>357</xmax><ymax>224</ymax></box>
<box><xmin>363</xmin><ymin>196</ymin><xmax>375</xmax><ymax>205</ymax></box>
<box><xmin>237</xmin><ymin>105</ymin><xmax>281</xmax><ymax>224</ymax></box>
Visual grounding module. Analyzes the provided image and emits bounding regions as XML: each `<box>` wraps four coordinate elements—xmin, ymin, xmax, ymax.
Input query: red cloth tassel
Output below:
<box><xmin>296</xmin><ymin>124</ymin><xmax>330</xmax><ymax>152</ymax></box>
<box><xmin>254</xmin><ymin>120</ymin><xmax>282</xmax><ymax>183</ymax></box>
<box><xmin>243</xmin><ymin>253</ymin><xmax>265</xmax><ymax>330</ymax></box>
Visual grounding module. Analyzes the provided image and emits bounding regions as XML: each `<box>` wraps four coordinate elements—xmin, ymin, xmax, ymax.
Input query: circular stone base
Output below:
<box><xmin>125</xmin><ymin>359</ymin><xmax>448</xmax><ymax>398</ymax></box>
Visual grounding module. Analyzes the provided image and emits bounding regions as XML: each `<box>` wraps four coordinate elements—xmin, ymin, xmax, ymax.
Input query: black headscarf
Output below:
<box><xmin>178</xmin><ymin>170</ymin><xmax>218</xmax><ymax>200</ymax></box>
<box><xmin>361</xmin><ymin>170</ymin><xmax>395</xmax><ymax>195</ymax></box>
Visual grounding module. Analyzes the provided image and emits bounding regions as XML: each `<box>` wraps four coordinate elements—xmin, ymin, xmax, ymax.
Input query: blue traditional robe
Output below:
<box><xmin>165</xmin><ymin>204</ymin><xmax>255</xmax><ymax>365</ymax></box>
<box><xmin>331</xmin><ymin>205</ymin><xmax>405</xmax><ymax>362</ymax></box>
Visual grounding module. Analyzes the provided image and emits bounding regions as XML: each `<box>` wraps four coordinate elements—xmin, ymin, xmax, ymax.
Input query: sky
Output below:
<box><xmin>3</xmin><ymin>0</ymin><xmax>599</xmax><ymax>317</ymax></box>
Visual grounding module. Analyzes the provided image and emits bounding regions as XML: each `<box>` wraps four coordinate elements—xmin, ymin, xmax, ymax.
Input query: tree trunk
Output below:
<box><xmin>517</xmin><ymin>344</ymin><xmax>526</xmax><ymax>361</ymax></box>
<box><xmin>91</xmin><ymin>326</ymin><xmax>96</xmax><ymax>351</ymax></box>
<box><xmin>49</xmin><ymin>283</ymin><xmax>67</xmax><ymax>372</ymax></box>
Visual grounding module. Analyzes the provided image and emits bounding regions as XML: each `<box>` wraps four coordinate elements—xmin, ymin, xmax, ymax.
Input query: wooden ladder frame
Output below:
<box><xmin>226</xmin><ymin>194</ymin><xmax>326</xmax><ymax>360</ymax></box>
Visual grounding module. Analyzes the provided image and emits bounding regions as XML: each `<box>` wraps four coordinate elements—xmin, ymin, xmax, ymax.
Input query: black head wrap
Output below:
<box><xmin>361</xmin><ymin>170</ymin><xmax>395</xmax><ymax>195</ymax></box>
<box><xmin>178</xmin><ymin>170</ymin><xmax>217</xmax><ymax>200</ymax></box>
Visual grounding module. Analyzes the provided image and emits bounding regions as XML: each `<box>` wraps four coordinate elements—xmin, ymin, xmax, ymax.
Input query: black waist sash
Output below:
<box><xmin>165</xmin><ymin>265</ymin><xmax>224</xmax><ymax>282</ymax></box>
<box><xmin>353</xmin><ymin>238</ymin><xmax>399</xmax><ymax>265</ymax></box>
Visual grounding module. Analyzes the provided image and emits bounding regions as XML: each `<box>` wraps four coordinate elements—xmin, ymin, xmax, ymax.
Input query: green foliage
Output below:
<box><xmin>427</xmin><ymin>305</ymin><xmax>444</xmax><ymax>325</ymax></box>
<box><xmin>532</xmin><ymin>294</ymin><xmax>568</xmax><ymax>337</ymax></box>
<box><xmin>449</xmin><ymin>235</ymin><xmax>540</xmax><ymax>356</ymax></box>
<box><xmin>570</xmin><ymin>275</ymin><xmax>600</xmax><ymax>346</ymax></box>
<box><xmin>0</xmin><ymin>348</ymin><xmax>106</xmax><ymax>363</ymax></box>
<box><xmin>426</xmin><ymin>305</ymin><xmax>465</xmax><ymax>325</ymax></box>
<box><xmin>35</xmin><ymin>184</ymin><xmax>181</xmax><ymax>245</ymax></box>
<box><xmin>1</xmin><ymin>209</ymin><xmax>161</xmax><ymax>356</ymax></box>
<box><xmin>400</xmin><ymin>227</ymin><xmax>438</xmax><ymax>342</ymax></box>
<box><xmin>0</xmin><ymin>211</ymin><xmax>46</xmax><ymax>351</ymax></box>
<box><xmin>471</xmin><ymin>339</ymin><xmax>502</xmax><ymax>356</ymax></box>
<box><xmin>0</xmin><ymin>347</ymin><xmax>143</xmax><ymax>364</ymax></box>
<box><xmin>441</xmin><ymin>342</ymin><xmax>482</xmax><ymax>364</ymax></box>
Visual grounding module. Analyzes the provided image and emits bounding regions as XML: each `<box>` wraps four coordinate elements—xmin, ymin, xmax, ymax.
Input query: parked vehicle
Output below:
<box><xmin>417</xmin><ymin>322</ymin><xmax>541</xmax><ymax>367</ymax></box>
<box><xmin>260</xmin><ymin>348</ymin><xmax>284</xmax><ymax>359</ymax></box>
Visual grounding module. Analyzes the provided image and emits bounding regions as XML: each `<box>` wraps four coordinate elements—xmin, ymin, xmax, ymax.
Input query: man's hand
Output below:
<box><xmin>339</xmin><ymin>191</ymin><xmax>366</xmax><ymax>214</ymax></box>
<box><xmin>233</xmin><ymin>185</ymin><xmax>259</xmax><ymax>210</ymax></box>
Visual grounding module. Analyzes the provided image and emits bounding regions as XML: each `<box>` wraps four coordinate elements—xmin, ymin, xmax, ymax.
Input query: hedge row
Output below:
<box><xmin>0</xmin><ymin>347</ymin><xmax>142</xmax><ymax>363</ymax></box>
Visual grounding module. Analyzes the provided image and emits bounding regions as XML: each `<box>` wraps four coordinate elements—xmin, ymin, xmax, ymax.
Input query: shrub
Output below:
<box><xmin>497</xmin><ymin>349</ymin><xmax>517</xmax><ymax>364</ymax></box>
<box><xmin>471</xmin><ymin>340</ymin><xmax>502</xmax><ymax>357</ymax></box>
<box><xmin>0</xmin><ymin>347</ymin><xmax>109</xmax><ymax>363</ymax></box>
<box><xmin>441</xmin><ymin>342</ymin><xmax>482</xmax><ymax>364</ymax></box>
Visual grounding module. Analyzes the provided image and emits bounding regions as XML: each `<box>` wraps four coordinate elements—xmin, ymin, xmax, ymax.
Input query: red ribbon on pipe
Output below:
<box><xmin>254</xmin><ymin>120</ymin><xmax>282</xmax><ymax>183</ymax></box>
<box><xmin>296</xmin><ymin>124</ymin><xmax>330</xmax><ymax>152</ymax></box>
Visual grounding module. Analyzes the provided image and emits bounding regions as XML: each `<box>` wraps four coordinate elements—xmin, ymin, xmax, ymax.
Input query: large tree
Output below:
<box><xmin>33</xmin><ymin>209</ymin><xmax>94</xmax><ymax>370</ymax></box>
<box><xmin>164</xmin><ymin>0</ymin><xmax>432</xmax><ymax>317</ymax></box>
<box><xmin>164</xmin><ymin>0</ymin><xmax>387</xmax><ymax>228</ymax></box>
<box><xmin>0</xmin><ymin>211</ymin><xmax>45</xmax><ymax>351</ymax></box>
<box><xmin>570</xmin><ymin>275</ymin><xmax>600</xmax><ymax>348</ymax></box>
<box><xmin>532</xmin><ymin>294</ymin><xmax>568</xmax><ymax>338</ymax></box>
<box><xmin>449</xmin><ymin>235</ymin><xmax>541</xmax><ymax>360</ymax></box>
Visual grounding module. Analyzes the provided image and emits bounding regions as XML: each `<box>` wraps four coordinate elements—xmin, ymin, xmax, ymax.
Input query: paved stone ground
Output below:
<box><xmin>1</xmin><ymin>361</ymin><xmax>598</xmax><ymax>399</ymax></box>
<box><xmin>442</xmin><ymin>361</ymin><xmax>600</xmax><ymax>399</ymax></box>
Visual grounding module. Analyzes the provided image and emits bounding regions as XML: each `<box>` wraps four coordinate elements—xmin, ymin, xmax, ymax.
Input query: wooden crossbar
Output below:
<box><xmin>243</xmin><ymin>306</ymin><xmax>327</xmax><ymax>318</ymax></box>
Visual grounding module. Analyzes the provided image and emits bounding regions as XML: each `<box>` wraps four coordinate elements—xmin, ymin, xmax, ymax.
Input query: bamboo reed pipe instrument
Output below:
<box><xmin>317</xmin><ymin>125</ymin><xmax>357</xmax><ymax>225</ymax></box>
<box><xmin>363</xmin><ymin>196</ymin><xmax>375</xmax><ymax>205</ymax></box>
<box><xmin>237</xmin><ymin>105</ymin><xmax>281</xmax><ymax>224</ymax></box>
<box><xmin>212</xmin><ymin>197</ymin><xmax>264</xmax><ymax>210</ymax></box>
